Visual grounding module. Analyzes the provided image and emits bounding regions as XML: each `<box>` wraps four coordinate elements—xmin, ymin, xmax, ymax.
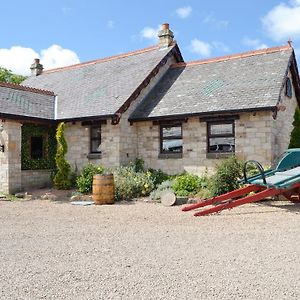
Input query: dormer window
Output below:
<box><xmin>286</xmin><ymin>77</ymin><xmax>292</xmax><ymax>98</ymax></box>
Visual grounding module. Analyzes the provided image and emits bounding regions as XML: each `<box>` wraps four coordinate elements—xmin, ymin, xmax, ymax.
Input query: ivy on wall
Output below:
<box><xmin>21</xmin><ymin>124</ymin><xmax>57</xmax><ymax>170</ymax></box>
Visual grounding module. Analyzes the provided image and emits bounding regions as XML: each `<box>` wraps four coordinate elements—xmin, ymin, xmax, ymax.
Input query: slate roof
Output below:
<box><xmin>23</xmin><ymin>44</ymin><xmax>180</xmax><ymax>120</ymax></box>
<box><xmin>130</xmin><ymin>45</ymin><xmax>295</xmax><ymax>121</ymax></box>
<box><xmin>0</xmin><ymin>82</ymin><xmax>55</xmax><ymax>120</ymax></box>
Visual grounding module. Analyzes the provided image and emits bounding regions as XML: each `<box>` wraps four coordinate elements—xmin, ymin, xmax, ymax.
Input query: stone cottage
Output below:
<box><xmin>0</xmin><ymin>23</ymin><xmax>299</xmax><ymax>193</ymax></box>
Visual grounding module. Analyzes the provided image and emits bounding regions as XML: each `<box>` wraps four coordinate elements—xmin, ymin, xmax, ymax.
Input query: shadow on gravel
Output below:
<box><xmin>256</xmin><ymin>201</ymin><xmax>300</xmax><ymax>214</ymax></box>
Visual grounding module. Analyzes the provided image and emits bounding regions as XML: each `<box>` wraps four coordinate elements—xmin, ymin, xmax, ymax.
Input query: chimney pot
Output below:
<box><xmin>30</xmin><ymin>58</ymin><xmax>43</xmax><ymax>76</ymax></box>
<box><xmin>158</xmin><ymin>23</ymin><xmax>174</xmax><ymax>49</ymax></box>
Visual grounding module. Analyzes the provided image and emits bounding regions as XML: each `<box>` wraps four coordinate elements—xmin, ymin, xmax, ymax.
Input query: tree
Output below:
<box><xmin>0</xmin><ymin>67</ymin><xmax>27</xmax><ymax>84</ymax></box>
<box><xmin>53</xmin><ymin>122</ymin><xmax>72</xmax><ymax>189</ymax></box>
<box><xmin>289</xmin><ymin>106</ymin><xmax>300</xmax><ymax>148</ymax></box>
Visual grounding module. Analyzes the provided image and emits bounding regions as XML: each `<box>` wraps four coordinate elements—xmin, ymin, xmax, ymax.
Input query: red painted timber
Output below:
<box><xmin>182</xmin><ymin>184</ymin><xmax>262</xmax><ymax>212</ymax></box>
<box><xmin>192</xmin><ymin>183</ymin><xmax>300</xmax><ymax>216</ymax></box>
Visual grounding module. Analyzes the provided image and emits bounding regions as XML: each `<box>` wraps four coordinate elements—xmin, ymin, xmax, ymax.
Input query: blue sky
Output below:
<box><xmin>1</xmin><ymin>0</ymin><xmax>300</xmax><ymax>75</ymax></box>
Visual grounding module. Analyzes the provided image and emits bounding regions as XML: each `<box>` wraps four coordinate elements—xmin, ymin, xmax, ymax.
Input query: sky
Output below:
<box><xmin>1</xmin><ymin>0</ymin><xmax>300</xmax><ymax>75</ymax></box>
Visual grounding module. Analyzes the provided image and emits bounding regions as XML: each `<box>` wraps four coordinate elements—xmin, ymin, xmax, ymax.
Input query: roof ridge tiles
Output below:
<box><xmin>0</xmin><ymin>81</ymin><xmax>55</xmax><ymax>96</ymax></box>
<box><xmin>171</xmin><ymin>44</ymin><xmax>292</xmax><ymax>69</ymax></box>
<box><xmin>43</xmin><ymin>44</ymin><xmax>160</xmax><ymax>74</ymax></box>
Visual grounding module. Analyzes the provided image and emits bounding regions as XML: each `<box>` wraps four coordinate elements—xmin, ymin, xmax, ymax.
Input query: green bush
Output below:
<box><xmin>209</xmin><ymin>156</ymin><xmax>242</xmax><ymax>196</ymax></box>
<box><xmin>76</xmin><ymin>164</ymin><xmax>105</xmax><ymax>193</ymax></box>
<box><xmin>148</xmin><ymin>168</ymin><xmax>169</xmax><ymax>188</ymax></box>
<box><xmin>172</xmin><ymin>173</ymin><xmax>207</xmax><ymax>197</ymax></box>
<box><xmin>114</xmin><ymin>166</ymin><xmax>154</xmax><ymax>201</ymax></box>
<box><xmin>289</xmin><ymin>106</ymin><xmax>300</xmax><ymax>148</ymax></box>
<box><xmin>131</xmin><ymin>158</ymin><xmax>145</xmax><ymax>173</ymax></box>
<box><xmin>150</xmin><ymin>180</ymin><xmax>174</xmax><ymax>201</ymax></box>
<box><xmin>53</xmin><ymin>122</ymin><xmax>72</xmax><ymax>189</ymax></box>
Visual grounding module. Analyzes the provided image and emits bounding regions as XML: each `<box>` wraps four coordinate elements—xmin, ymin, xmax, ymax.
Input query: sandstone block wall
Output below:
<box><xmin>271</xmin><ymin>70</ymin><xmax>298</xmax><ymax>164</ymax></box>
<box><xmin>21</xmin><ymin>170</ymin><xmax>52</xmax><ymax>190</ymax></box>
<box><xmin>136</xmin><ymin>112</ymin><xmax>274</xmax><ymax>175</ymax></box>
<box><xmin>0</xmin><ymin>121</ymin><xmax>22</xmax><ymax>193</ymax></box>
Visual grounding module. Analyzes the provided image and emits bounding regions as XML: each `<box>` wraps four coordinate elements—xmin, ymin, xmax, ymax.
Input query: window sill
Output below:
<box><xmin>87</xmin><ymin>153</ymin><xmax>101</xmax><ymax>159</ymax></box>
<box><xmin>206</xmin><ymin>152</ymin><xmax>234</xmax><ymax>159</ymax></box>
<box><xmin>158</xmin><ymin>153</ymin><xmax>182</xmax><ymax>159</ymax></box>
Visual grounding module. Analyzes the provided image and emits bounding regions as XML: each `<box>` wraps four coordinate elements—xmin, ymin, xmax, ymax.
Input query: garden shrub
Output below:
<box><xmin>76</xmin><ymin>164</ymin><xmax>105</xmax><ymax>193</ymax></box>
<box><xmin>113</xmin><ymin>166</ymin><xmax>154</xmax><ymax>201</ymax></box>
<box><xmin>208</xmin><ymin>156</ymin><xmax>242</xmax><ymax>196</ymax></box>
<box><xmin>148</xmin><ymin>168</ymin><xmax>169</xmax><ymax>188</ymax></box>
<box><xmin>289</xmin><ymin>106</ymin><xmax>300</xmax><ymax>148</ymax></box>
<box><xmin>150</xmin><ymin>180</ymin><xmax>174</xmax><ymax>201</ymax></box>
<box><xmin>53</xmin><ymin>122</ymin><xmax>72</xmax><ymax>189</ymax></box>
<box><xmin>172</xmin><ymin>173</ymin><xmax>208</xmax><ymax>197</ymax></box>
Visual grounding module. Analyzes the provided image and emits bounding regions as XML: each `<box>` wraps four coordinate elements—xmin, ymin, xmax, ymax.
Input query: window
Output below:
<box><xmin>160</xmin><ymin>124</ymin><xmax>183</xmax><ymax>154</ymax></box>
<box><xmin>90</xmin><ymin>126</ymin><xmax>101</xmax><ymax>153</ymax></box>
<box><xmin>30</xmin><ymin>136</ymin><xmax>44</xmax><ymax>159</ymax></box>
<box><xmin>286</xmin><ymin>77</ymin><xmax>292</xmax><ymax>98</ymax></box>
<box><xmin>207</xmin><ymin>121</ymin><xmax>235</xmax><ymax>153</ymax></box>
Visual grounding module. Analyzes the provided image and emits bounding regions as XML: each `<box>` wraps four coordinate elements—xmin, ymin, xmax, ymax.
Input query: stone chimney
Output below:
<box><xmin>158</xmin><ymin>23</ymin><xmax>174</xmax><ymax>49</ymax></box>
<box><xmin>30</xmin><ymin>58</ymin><xmax>43</xmax><ymax>76</ymax></box>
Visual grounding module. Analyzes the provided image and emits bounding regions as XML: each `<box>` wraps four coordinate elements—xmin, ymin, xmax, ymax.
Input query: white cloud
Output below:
<box><xmin>107</xmin><ymin>20</ymin><xmax>115</xmax><ymax>29</ymax></box>
<box><xmin>0</xmin><ymin>44</ymin><xmax>80</xmax><ymax>76</ymax></box>
<box><xmin>140</xmin><ymin>25</ymin><xmax>160</xmax><ymax>42</ymax></box>
<box><xmin>189</xmin><ymin>39</ymin><xmax>230</xmax><ymax>58</ymax></box>
<box><xmin>242</xmin><ymin>37</ymin><xmax>268</xmax><ymax>50</ymax></box>
<box><xmin>176</xmin><ymin>6</ymin><xmax>192</xmax><ymax>19</ymax></box>
<box><xmin>189</xmin><ymin>39</ymin><xmax>212</xmax><ymax>57</ymax></box>
<box><xmin>203</xmin><ymin>14</ymin><xmax>229</xmax><ymax>29</ymax></box>
<box><xmin>262</xmin><ymin>0</ymin><xmax>300</xmax><ymax>41</ymax></box>
<box><xmin>40</xmin><ymin>45</ymin><xmax>80</xmax><ymax>70</ymax></box>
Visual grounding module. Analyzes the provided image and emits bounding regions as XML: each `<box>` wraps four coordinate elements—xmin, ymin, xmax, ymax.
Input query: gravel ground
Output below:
<box><xmin>0</xmin><ymin>199</ymin><xmax>300</xmax><ymax>300</ymax></box>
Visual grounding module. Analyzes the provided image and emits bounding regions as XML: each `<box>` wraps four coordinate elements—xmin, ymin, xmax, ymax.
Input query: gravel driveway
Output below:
<box><xmin>0</xmin><ymin>199</ymin><xmax>300</xmax><ymax>299</ymax></box>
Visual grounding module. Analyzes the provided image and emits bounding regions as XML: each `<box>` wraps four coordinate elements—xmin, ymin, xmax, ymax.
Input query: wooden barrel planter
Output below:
<box><xmin>92</xmin><ymin>174</ymin><xmax>115</xmax><ymax>205</ymax></box>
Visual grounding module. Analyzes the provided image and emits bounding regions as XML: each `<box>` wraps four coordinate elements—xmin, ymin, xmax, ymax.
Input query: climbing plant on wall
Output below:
<box><xmin>21</xmin><ymin>124</ymin><xmax>56</xmax><ymax>170</ymax></box>
<box><xmin>289</xmin><ymin>106</ymin><xmax>300</xmax><ymax>148</ymax></box>
<box><xmin>53</xmin><ymin>122</ymin><xmax>72</xmax><ymax>189</ymax></box>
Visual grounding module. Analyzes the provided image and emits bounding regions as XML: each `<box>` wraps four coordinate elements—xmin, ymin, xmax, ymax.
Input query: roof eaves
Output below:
<box><xmin>0</xmin><ymin>112</ymin><xmax>56</xmax><ymax>124</ymax></box>
<box><xmin>129</xmin><ymin>107</ymin><xmax>276</xmax><ymax>122</ymax></box>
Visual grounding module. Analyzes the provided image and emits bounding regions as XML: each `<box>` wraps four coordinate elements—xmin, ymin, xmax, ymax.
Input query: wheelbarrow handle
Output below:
<box><xmin>243</xmin><ymin>160</ymin><xmax>267</xmax><ymax>185</ymax></box>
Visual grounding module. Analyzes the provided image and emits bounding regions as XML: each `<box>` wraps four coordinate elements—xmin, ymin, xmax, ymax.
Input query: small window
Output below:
<box><xmin>160</xmin><ymin>124</ymin><xmax>183</xmax><ymax>154</ymax></box>
<box><xmin>90</xmin><ymin>126</ymin><xmax>101</xmax><ymax>153</ymax></box>
<box><xmin>207</xmin><ymin>121</ymin><xmax>235</xmax><ymax>153</ymax></box>
<box><xmin>286</xmin><ymin>77</ymin><xmax>292</xmax><ymax>98</ymax></box>
<box><xmin>30</xmin><ymin>136</ymin><xmax>44</xmax><ymax>159</ymax></box>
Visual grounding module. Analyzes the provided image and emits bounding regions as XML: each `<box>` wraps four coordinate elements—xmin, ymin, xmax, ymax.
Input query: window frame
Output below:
<box><xmin>159</xmin><ymin>123</ymin><xmax>183</xmax><ymax>155</ymax></box>
<box><xmin>207</xmin><ymin>120</ymin><xmax>235</xmax><ymax>154</ymax></box>
<box><xmin>90</xmin><ymin>125</ymin><xmax>101</xmax><ymax>154</ymax></box>
<box><xmin>286</xmin><ymin>77</ymin><xmax>292</xmax><ymax>98</ymax></box>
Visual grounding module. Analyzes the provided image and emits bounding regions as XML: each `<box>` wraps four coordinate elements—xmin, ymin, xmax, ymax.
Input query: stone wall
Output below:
<box><xmin>235</xmin><ymin>112</ymin><xmax>273</xmax><ymax>166</ymax></box>
<box><xmin>21</xmin><ymin>170</ymin><xmax>52</xmax><ymax>190</ymax></box>
<box><xmin>135</xmin><ymin>111</ymin><xmax>274</xmax><ymax>175</ymax></box>
<box><xmin>271</xmin><ymin>70</ymin><xmax>298</xmax><ymax>164</ymax></box>
<box><xmin>0</xmin><ymin>121</ymin><xmax>22</xmax><ymax>193</ymax></box>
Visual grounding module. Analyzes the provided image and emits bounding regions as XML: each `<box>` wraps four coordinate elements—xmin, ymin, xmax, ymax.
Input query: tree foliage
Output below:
<box><xmin>289</xmin><ymin>106</ymin><xmax>300</xmax><ymax>149</ymax></box>
<box><xmin>54</xmin><ymin>122</ymin><xmax>71</xmax><ymax>189</ymax></box>
<box><xmin>0</xmin><ymin>67</ymin><xmax>27</xmax><ymax>84</ymax></box>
